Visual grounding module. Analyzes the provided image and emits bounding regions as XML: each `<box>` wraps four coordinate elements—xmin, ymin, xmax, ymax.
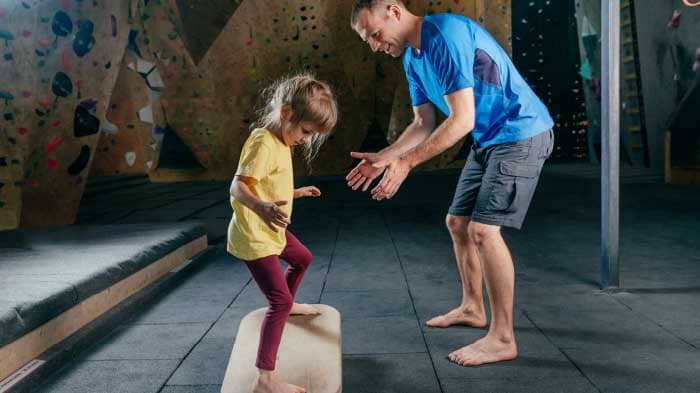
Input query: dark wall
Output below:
<box><xmin>512</xmin><ymin>0</ymin><xmax>587</xmax><ymax>161</ymax></box>
<box><xmin>635</xmin><ymin>0</ymin><xmax>700</xmax><ymax>168</ymax></box>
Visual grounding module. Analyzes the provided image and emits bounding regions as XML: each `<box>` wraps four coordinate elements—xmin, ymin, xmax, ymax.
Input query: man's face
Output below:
<box><xmin>353</xmin><ymin>6</ymin><xmax>406</xmax><ymax>58</ymax></box>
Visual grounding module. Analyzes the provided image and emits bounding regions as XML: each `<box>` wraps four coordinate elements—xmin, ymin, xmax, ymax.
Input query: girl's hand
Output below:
<box><xmin>294</xmin><ymin>186</ymin><xmax>321</xmax><ymax>199</ymax></box>
<box><xmin>255</xmin><ymin>200</ymin><xmax>290</xmax><ymax>232</ymax></box>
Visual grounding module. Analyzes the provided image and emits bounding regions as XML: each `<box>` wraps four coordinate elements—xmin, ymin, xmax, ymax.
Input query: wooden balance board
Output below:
<box><xmin>221</xmin><ymin>304</ymin><xmax>342</xmax><ymax>393</ymax></box>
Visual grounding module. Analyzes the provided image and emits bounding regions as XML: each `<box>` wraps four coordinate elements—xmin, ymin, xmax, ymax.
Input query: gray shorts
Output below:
<box><xmin>448</xmin><ymin>129</ymin><xmax>554</xmax><ymax>229</ymax></box>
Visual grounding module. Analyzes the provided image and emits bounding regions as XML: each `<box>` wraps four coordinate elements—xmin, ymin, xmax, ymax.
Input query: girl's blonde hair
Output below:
<box><xmin>253</xmin><ymin>73</ymin><xmax>338</xmax><ymax>165</ymax></box>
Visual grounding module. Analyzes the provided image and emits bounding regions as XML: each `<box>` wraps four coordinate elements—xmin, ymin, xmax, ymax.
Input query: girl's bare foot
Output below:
<box><xmin>426</xmin><ymin>306</ymin><xmax>487</xmax><ymax>328</ymax></box>
<box><xmin>252</xmin><ymin>371</ymin><xmax>306</xmax><ymax>393</ymax></box>
<box><xmin>289</xmin><ymin>303</ymin><xmax>321</xmax><ymax>316</ymax></box>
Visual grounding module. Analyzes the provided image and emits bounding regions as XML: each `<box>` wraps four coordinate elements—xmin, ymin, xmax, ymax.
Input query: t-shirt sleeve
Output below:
<box><xmin>405</xmin><ymin>66</ymin><xmax>428</xmax><ymax>107</ymax></box>
<box><xmin>424</xmin><ymin>22</ymin><xmax>474</xmax><ymax>95</ymax></box>
<box><xmin>235</xmin><ymin>137</ymin><xmax>271</xmax><ymax>182</ymax></box>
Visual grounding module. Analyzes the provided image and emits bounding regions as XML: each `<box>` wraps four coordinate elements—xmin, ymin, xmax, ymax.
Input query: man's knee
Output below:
<box><xmin>446</xmin><ymin>214</ymin><xmax>471</xmax><ymax>237</ymax></box>
<box><xmin>467</xmin><ymin>221</ymin><xmax>501</xmax><ymax>246</ymax></box>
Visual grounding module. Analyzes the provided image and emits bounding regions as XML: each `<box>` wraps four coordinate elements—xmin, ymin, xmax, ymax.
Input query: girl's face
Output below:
<box><xmin>278</xmin><ymin>105</ymin><xmax>321</xmax><ymax>147</ymax></box>
<box><xmin>282</xmin><ymin>120</ymin><xmax>318</xmax><ymax>147</ymax></box>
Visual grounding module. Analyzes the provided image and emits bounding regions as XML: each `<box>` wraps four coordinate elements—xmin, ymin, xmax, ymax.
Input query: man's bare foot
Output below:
<box><xmin>448</xmin><ymin>335</ymin><xmax>518</xmax><ymax>367</ymax></box>
<box><xmin>426</xmin><ymin>306</ymin><xmax>487</xmax><ymax>328</ymax></box>
<box><xmin>289</xmin><ymin>303</ymin><xmax>321</xmax><ymax>316</ymax></box>
<box><xmin>252</xmin><ymin>372</ymin><xmax>306</xmax><ymax>393</ymax></box>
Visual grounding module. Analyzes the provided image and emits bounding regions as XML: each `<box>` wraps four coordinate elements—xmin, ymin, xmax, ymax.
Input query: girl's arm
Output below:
<box><xmin>230</xmin><ymin>176</ymin><xmax>290</xmax><ymax>231</ymax></box>
<box><xmin>293</xmin><ymin>186</ymin><xmax>321</xmax><ymax>199</ymax></box>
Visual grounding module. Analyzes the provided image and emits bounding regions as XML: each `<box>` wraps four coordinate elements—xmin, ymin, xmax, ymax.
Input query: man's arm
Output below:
<box><xmin>378</xmin><ymin>102</ymin><xmax>437</xmax><ymax>159</ymax></box>
<box><xmin>371</xmin><ymin>87</ymin><xmax>475</xmax><ymax>200</ymax></box>
<box><xmin>346</xmin><ymin>103</ymin><xmax>436</xmax><ymax>191</ymax></box>
<box><xmin>402</xmin><ymin>88</ymin><xmax>475</xmax><ymax>169</ymax></box>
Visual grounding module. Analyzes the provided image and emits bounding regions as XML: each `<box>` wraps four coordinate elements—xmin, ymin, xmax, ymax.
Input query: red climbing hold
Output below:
<box><xmin>52</xmin><ymin>119</ymin><xmax>61</xmax><ymax>127</ymax></box>
<box><xmin>38</xmin><ymin>38</ymin><xmax>50</xmax><ymax>48</ymax></box>
<box><xmin>46</xmin><ymin>135</ymin><xmax>62</xmax><ymax>153</ymax></box>
<box><xmin>47</xmin><ymin>158</ymin><xmax>57</xmax><ymax>169</ymax></box>
<box><xmin>23</xmin><ymin>30</ymin><xmax>32</xmax><ymax>38</ymax></box>
<box><xmin>22</xmin><ymin>91</ymin><xmax>32</xmax><ymax>98</ymax></box>
<box><xmin>19</xmin><ymin>127</ymin><xmax>28</xmax><ymax>135</ymax></box>
<box><xmin>38</xmin><ymin>97</ymin><xmax>50</xmax><ymax>107</ymax></box>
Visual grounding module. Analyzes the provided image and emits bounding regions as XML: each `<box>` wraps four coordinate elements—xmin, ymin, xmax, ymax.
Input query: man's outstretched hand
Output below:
<box><xmin>346</xmin><ymin>152</ymin><xmax>385</xmax><ymax>192</ymax></box>
<box><xmin>369</xmin><ymin>156</ymin><xmax>412</xmax><ymax>201</ymax></box>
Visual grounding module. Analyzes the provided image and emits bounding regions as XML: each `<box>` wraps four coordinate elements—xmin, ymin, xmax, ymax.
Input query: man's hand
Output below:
<box><xmin>370</xmin><ymin>156</ymin><xmax>412</xmax><ymax>200</ymax></box>
<box><xmin>294</xmin><ymin>186</ymin><xmax>321</xmax><ymax>199</ymax></box>
<box><xmin>254</xmin><ymin>200</ymin><xmax>290</xmax><ymax>232</ymax></box>
<box><xmin>346</xmin><ymin>152</ymin><xmax>386</xmax><ymax>192</ymax></box>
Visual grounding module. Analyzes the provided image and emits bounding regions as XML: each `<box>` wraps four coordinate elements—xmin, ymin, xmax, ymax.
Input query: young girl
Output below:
<box><xmin>227</xmin><ymin>74</ymin><xmax>338</xmax><ymax>393</ymax></box>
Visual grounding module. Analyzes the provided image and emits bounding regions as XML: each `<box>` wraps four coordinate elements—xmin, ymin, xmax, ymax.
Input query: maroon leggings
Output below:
<box><xmin>244</xmin><ymin>231</ymin><xmax>312</xmax><ymax>371</ymax></box>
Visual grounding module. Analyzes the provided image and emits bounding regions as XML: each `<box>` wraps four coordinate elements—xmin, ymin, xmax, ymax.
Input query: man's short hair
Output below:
<box><xmin>350</xmin><ymin>0</ymin><xmax>404</xmax><ymax>27</ymax></box>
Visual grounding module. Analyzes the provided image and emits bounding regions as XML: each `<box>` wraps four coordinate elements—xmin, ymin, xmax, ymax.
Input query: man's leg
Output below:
<box><xmin>447</xmin><ymin>129</ymin><xmax>554</xmax><ymax>366</ymax></box>
<box><xmin>448</xmin><ymin>221</ymin><xmax>517</xmax><ymax>366</ymax></box>
<box><xmin>427</xmin><ymin>144</ymin><xmax>487</xmax><ymax>327</ymax></box>
<box><xmin>426</xmin><ymin>215</ymin><xmax>486</xmax><ymax>328</ymax></box>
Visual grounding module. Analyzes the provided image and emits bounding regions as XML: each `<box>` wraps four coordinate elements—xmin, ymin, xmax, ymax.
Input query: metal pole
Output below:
<box><xmin>601</xmin><ymin>0</ymin><xmax>620</xmax><ymax>288</ymax></box>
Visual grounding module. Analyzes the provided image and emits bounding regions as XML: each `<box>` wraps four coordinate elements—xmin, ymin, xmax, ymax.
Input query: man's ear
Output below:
<box><xmin>387</xmin><ymin>3</ymin><xmax>402</xmax><ymax>21</ymax></box>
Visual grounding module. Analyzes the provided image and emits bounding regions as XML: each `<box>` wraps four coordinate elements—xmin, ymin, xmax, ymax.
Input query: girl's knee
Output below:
<box><xmin>300</xmin><ymin>247</ymin><xmax>313</xmax><ymax>268</ymax></box>
<box><xmin>291</xmin><ymin>247</ymin><xmax>313</xmax><ymax>270</ymax></box>
<box><xmin>270</xmin><ymin>292</ymin><xmax>294</xmax><ymax>311</ymax></box>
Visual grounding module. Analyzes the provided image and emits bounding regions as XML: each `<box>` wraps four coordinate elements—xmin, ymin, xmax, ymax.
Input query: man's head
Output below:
<box><xmin>351</xmin><ymin>0</ymin><xmax>411</xmax><ymax>58</ymax></box>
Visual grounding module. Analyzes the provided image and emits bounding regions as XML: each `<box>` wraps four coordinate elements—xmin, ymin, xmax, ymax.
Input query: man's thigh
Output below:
<box><xmin>448</xmin><ymin>148</ymin><xmax>484</xmax><ymax>217</ymax></box>
<box><xmin>471</xmin><ymin>130</ymin><xmax>554</xmax><ymax>229</ymax></box>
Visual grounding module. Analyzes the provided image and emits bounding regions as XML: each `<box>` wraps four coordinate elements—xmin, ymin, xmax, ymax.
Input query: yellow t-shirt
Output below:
<box><xmin>227</xmin><ymin>128</ymin><xmax>294</xmax><ymax>260</ymax></box>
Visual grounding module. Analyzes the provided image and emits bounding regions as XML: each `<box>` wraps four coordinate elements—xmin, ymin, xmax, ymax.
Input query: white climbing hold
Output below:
<box><xmin>146</xmin><ymin>69</ymin><xmax>165</xmax><ymax>90</ymax></box>
<box><xmin>138</xmin><ymin>103</ymin><xmax>154</xmax><ymax>124</ymax></box>
<box><xmin>137</xmin><ymin>58</ymin><xmax>155</xmax><ymax>75</ymax></box>
<box><xmin>125</xmin><ymin>152</ymin><xmax>136</xmax><ymax>167</ymax></box>
<box><xmin>102</xmin><ymin>118</ymin><xmax>119</xmax><ymax>134</ymax></box>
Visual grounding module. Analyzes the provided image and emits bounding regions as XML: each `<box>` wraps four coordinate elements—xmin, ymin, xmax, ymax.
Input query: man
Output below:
<box><xmin>347</xmin><ymin>0</ymin><xmax>554</xmax><ymax>366</ymax></box>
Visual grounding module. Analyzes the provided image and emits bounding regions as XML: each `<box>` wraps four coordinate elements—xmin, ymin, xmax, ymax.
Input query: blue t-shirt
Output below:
<box><xmin>403</xmin><ymin>14</ymin><xmax>554</xmax><ymax>147</ymax></box>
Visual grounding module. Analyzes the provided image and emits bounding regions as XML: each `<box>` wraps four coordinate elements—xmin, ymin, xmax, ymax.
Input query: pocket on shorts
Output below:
<box><xmin>488</xmin><ymin>161</ymin><xmax>540</xmax><ymax>214</ymax></box>
<box><xmin>539</xmin><ymin>129</ymin><xmax>555</xmax><ymax>159</ymax></box>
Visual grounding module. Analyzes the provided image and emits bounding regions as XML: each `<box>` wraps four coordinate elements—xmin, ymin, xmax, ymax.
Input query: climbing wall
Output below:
<box><xmin>113</xmin><ymin>0</ymin><xmax>512</xmax><ymax>181</ymax></box>
<box><xmin>89</xmin><ymin>48</ymin><xmax>163</xmax><ymax>176</ymax></box>
<box><xmin>0</xmin><ymin>1</ymin><xmax>133</xmax><ymax>229</ymax></box>
<box><xmin>0</xmin><ymin>0</ymin><xmax>512</xmax><ymax>229</ymax></box>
